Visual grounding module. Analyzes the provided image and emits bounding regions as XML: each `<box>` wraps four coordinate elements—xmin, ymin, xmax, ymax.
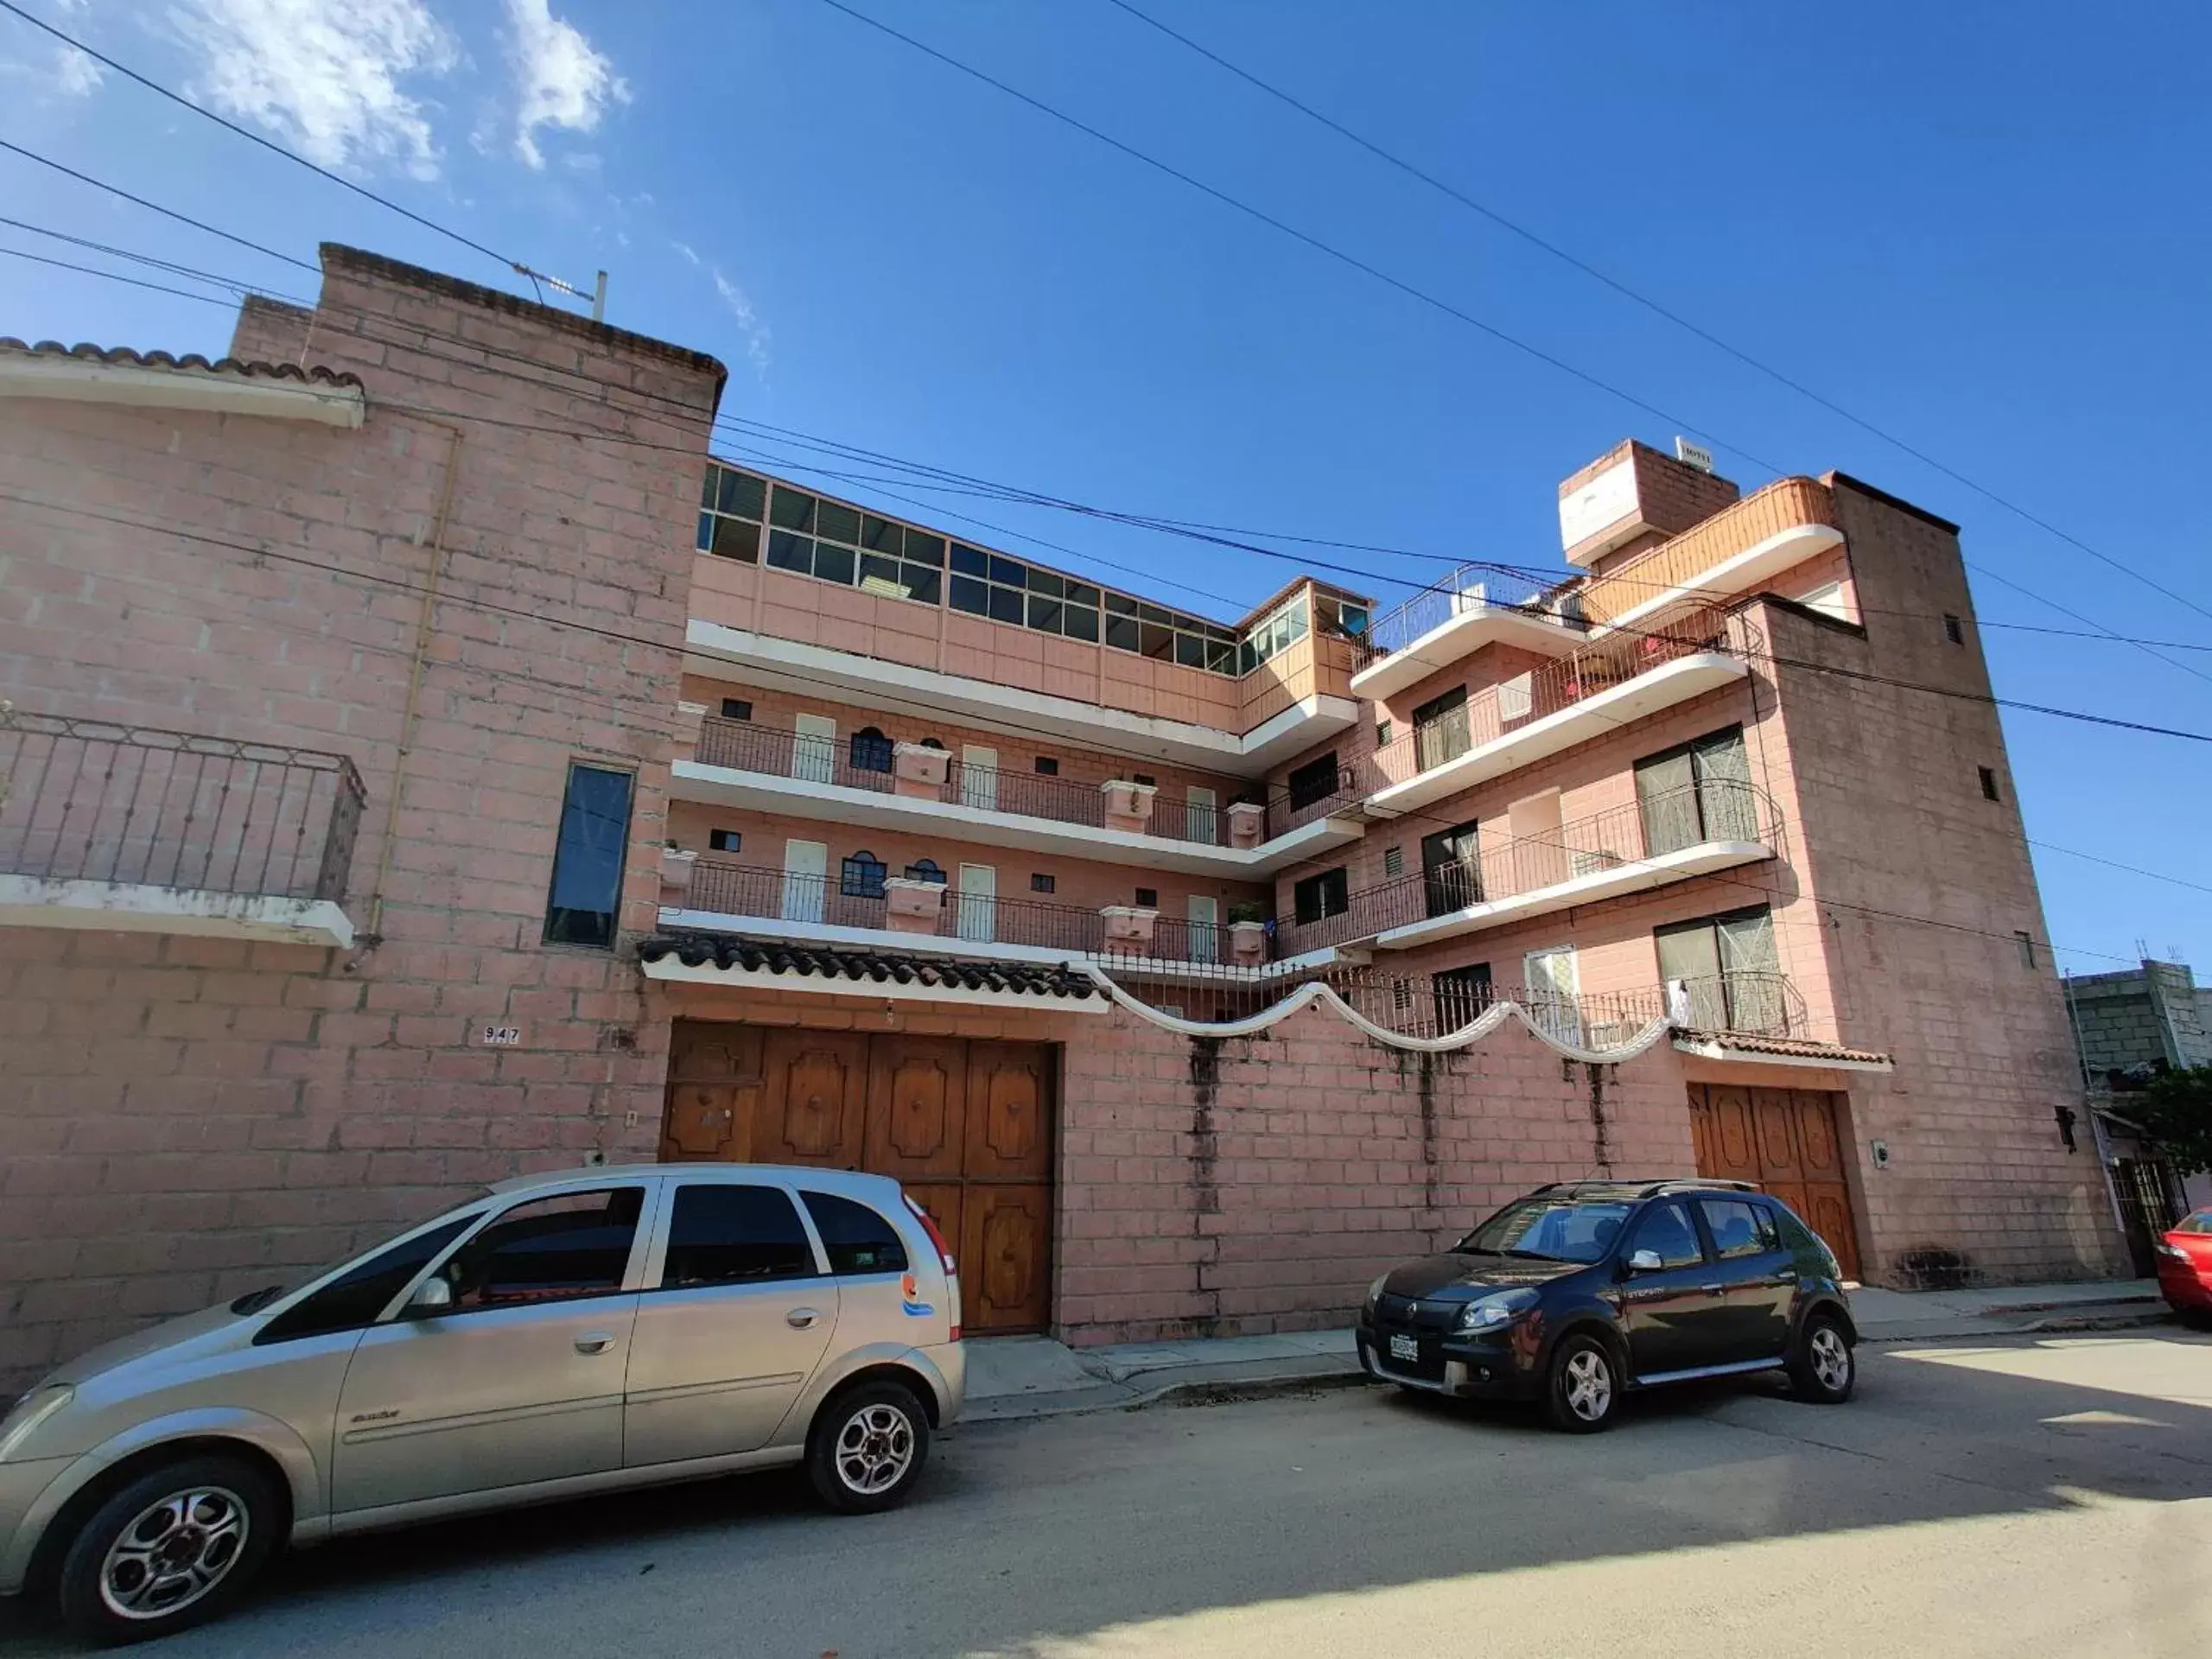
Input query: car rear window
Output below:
<box><xmin>2176</xmin><ymin>1210</ymin><xmax>2212</xmax><ymax>1235</ymax></box>
<box><xmin>1699</xmin><ymin>1198</ymin><xmax>1777</xmax><ymax>1259</ymax></box>
<box><xmin>803</xmin><ymin>1191</ymin><xmax>910</xmax><ymax>1275</ymax></box>
<box><xmin>661</xmin><ymin>1184</ymin><xmax>817</xmax><ymax>1287</ymax></box>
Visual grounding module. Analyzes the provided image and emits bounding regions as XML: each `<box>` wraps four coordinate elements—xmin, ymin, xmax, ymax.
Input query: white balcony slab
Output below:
<box><xmin>684</xmin><ymin>620</ymin><xmax>1357</xmax><ymax>777</ymax></box>
<box><xmin>670</xmin><ymin>759</ymin><xmax>1363</xmax><ymax>877</ymax></box>
<box><xmin>1363</xmin><ymin>652</ymin><xmax>1749</xmax><ymax>819</ymax></box>
<box><xmin>0</xmin><ymin>875</ymin><xmax>354</xmax><ymax>947</ymax></box>
<box><xmin>1595</xmin><ymin>524</ymin><xmax>1846</xmax><ymax>638</ymax></box>
<box><xmin>1349</xmin><ymin>602</ymin><xmax>1585</xmax><ymax>702</ymax></box>
<box><xmin>1370</xmin><ymin>840</ymin><xmax>1775</xmax><ymax>952</ymax></box>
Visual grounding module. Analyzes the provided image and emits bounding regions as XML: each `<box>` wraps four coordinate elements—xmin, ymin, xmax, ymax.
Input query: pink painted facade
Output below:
<box><xmin>0</xmin><ymin>247</ymin><xmax>2123</xmax><ymax>1389</ymax></box>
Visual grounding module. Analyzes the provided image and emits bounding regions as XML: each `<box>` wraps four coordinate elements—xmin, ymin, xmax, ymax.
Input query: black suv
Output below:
<box><xmin>1357</xmin><ymin>1179</ymin><xmax>1857</xmax><ymax>1432</ymax></box>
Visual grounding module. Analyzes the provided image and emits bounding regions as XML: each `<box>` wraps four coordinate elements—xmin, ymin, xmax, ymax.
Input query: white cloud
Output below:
<box><xmin>506</xmin><ymin>0</ymin><xmax>628</xmax><ymax>170</ymax></box>
<box><xmin>54</xmin><ymin>46</ymin><xmax>104</xmax><ymax>95</ymax></box>
<box><xmin>170</xmin><ymin>0</ymin><xmax>460</xmax><ymax>179</ymax></box>
<box><xmin>712</xmin><ymin>266</ymin><xmax>771</xmax><ymax>381</ymax></box>
<box><xmin>669</xmin><ymin>238</ymin><xmax>700</xmax><ymax>267</ymax></box>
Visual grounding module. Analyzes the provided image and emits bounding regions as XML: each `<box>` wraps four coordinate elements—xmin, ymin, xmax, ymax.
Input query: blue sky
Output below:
<box><xmin>5</xmin><ymin>2</ymin><xmax>2209</xmax><ymax>976</ymax></box>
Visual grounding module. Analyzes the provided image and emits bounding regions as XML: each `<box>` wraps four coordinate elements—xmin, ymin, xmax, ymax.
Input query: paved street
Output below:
<box><xmin>5</xmin><ymin>1330</ymin><xmax>2210</xmax><ymax>1658</ymax></box>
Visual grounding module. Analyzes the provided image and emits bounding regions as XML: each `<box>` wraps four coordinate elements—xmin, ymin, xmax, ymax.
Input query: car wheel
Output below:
<box><xmin>807</xmin><ymin>1381</ymin><xmax>931</xmax><ymax>1515</ymax></box>
<box><xmin>1789</xmin><ymin>1312</ymin><xmax>1857</xmax><ymax>1404</ymax></box>
<box><xmin>1542</xmin><ymin>1333</ymin><xmax>1618</xmax><ymax>1433</ymax></box>
<box><xmin>55</xmin><ymin>1452</ymin><xmax>283</xmax><ymax>1645</ymax></box>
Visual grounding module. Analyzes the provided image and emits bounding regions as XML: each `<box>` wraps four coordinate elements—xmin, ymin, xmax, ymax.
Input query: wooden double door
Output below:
<box><xmin>1688</xmin><ymin>1084</ymin><xmax>1863</xmax><ymax>1282</ymax></box>
<box><xmin>660</xmin><ymin>1022</ymin><xmax>1054</xmax><ymax>1333</ymax></box>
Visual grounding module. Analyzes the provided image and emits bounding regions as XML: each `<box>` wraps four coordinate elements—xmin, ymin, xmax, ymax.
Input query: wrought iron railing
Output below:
<box><xmin>1362</xmin><ymin>605</ymin><xmax>1750</xmax><ymax>792</ymax></box>
<box><xmin>675</xmin><ymin>857</ymin><xmax>1231</xmax><ymax>966</ymax></box>
<box><xmin>690</xmin><ymin>717</ymin><xmax>1242</xmax><ymax>847</ymax></box>
<box><xmin>1667</xmin><ymin>969</ymin><xmax>1808</xmax><ymax>1039</ymax></box>
<box><xmin>0</xmin><ymin>710</ymin><xmax>365</xmax><ymax>903</ymax></box>
<box><xmin>1350</xmin><ymin>564</ymin><xmax>1569</xmax><ymax>675</ymax></box>
<box><xmin>1270</xmin><ymin>779</ymin><xmax>1779</xmax><ymax>956</ymax></box>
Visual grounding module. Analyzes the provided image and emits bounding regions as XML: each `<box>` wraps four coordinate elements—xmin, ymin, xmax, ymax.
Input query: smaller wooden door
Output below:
<box><xmin>960</xmin><ymin>1044</ymin><xmax>1053</xmax><ymax>1332</ymax></box>
<box><xmin>660</xmin><ymin>1025</ymin><xmax>766</xmax><ymax>1161</ymax></box>
<box><xmin>756</xmin><ymin>1031</ymin><xmax>868</xmax><ymax>1168</ymax></box>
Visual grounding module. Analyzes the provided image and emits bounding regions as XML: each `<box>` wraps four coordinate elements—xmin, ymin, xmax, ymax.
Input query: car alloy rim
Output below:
<box><xmin>98</xmin><ymin>1486</ymin><xmax>250</xmax><ymax>1622</ymax></box>
<box><xmin>1810</xmin><ymin>1326</ymin><xmax>1851</xmax><ymax>1391</ymax></box>
<box><xmin>1564</xmin><ymin>1349</ymin><xmax>1612</xmax><ymax>1421</ymax></box>
<box><xmin>834</xmin><ymin>1402</ymin><xmax>915</xmax><ymax>1495</ymax></box>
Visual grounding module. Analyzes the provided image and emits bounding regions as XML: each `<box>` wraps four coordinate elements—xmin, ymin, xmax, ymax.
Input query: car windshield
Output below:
<box><xmin>226</xmin><ymin>1188</ymin><xmax>495</xmax><ymax>1313</ymax></box>
<box><xmin>2176</xmin><ymin>1210</ymin><xmax>2212</xmax><ymax>1235</ymax></box>
<box><xmin>1454</xmin><ymin>1197</ymin><xmax>1636</xmax><ymax>1263</ymax></box>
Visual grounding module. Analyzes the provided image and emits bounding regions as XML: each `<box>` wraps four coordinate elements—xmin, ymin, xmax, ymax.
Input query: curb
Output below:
<box><xmin>1858</xmin><ymin>1306</ymin><xmax>2174</xmax><ymax>1344</ymax></box>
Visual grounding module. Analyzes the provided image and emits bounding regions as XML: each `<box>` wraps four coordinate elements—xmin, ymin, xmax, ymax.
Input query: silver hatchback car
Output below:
<box><xmin>0</xmin><ymin>1164</ymin><xmax>965</xmax><ymax>1644</ymax></box>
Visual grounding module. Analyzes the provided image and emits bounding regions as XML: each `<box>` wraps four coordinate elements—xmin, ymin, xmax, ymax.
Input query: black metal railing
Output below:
<box><xmin>689</xmin><ymin>717</ymin><xmax>1257</xmax><ymax>847</ymax></box>
<box><xmin>1350</xmin><ymin>564</ymin><xmax>1567</xmax><ymax>675</ymax></box>
<box><xmin>1668</xmin><ymin>969</ymin><xmax>1808</xmax><ymax>1039</ymax></box>
<box><xmin>0</xmin><ymin>710</ymin><xmax>365</xmax><ymax>902</ymax></box>
<box><xmin>1271</xmin><ymin>779</ymin><xmax>1778</xmax><ymax>957</ymax></box>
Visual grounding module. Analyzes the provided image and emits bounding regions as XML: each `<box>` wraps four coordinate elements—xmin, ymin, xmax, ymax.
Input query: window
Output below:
<box><xmin>1944</xmin><ymin>613</ymin><xmax>1965</xmax><ymax>645</ymax></box>
<box><xmin>1135</xmin><ymin>887</ymin><xmax>1158</xmax><ymax>906</ymax></box>
<box><xmin>1030</xmin><ymin>873</ymin><xmax>1056</xmax><ymax>894</ymax></box>
<box><xmin>850</xmin><ymin>727</ymin><xmax>894</xmax><ymax>773</ymax></box>
<box><xmin>257</xmin><ymin>1217</ymin><xmax>473</xmax><ymax>1344</ymax></box>
<box><xmin>439</xmin><ymin>1188</ymin><xmax>644</xmax><ymax>1311</ymax></box>
<box><xmin>1635</xmin><ymin>726</ymin><xmax>1756</xmax><ymax>853</ymax></box>
<box><xmin>1979</xmin><ymin>766</ymin><xmax>2000</xmax><ymax>802</ymax></box>
<box><xmin>1382</xmin><ymin>845</ymin><xmax>1404</xmax><ymax>880</ymax></box>
<box><xmin>1375</xmin><ymin>718</ymin><xmax>1394</xmax><ymax>748</ymax></box>
<box><xmin>1434</xmin><ymin>962</ymin><xmax>1491</xmax><ymax>1030</ymax></box>
<box><xmin>802</xmin><ymin>1192</ymin><xmax>910</xmax><ymax>1275</ymax></box>
<box><xmin>1132</xmin><ymin>773</ymin><xmax>1156</xmax><ymax>788</ymax></box>
<box><xmin>1034</xmin><ymin>756</ymin><xmax>1060</xmax><ymax>776</ymax></box>
<box><xmin>1314</xmin><ymin>590</ymin><xmax>1370</xmax><ymax>640</ymax></box>
<box><xmin>1456</xmin><ymin>1195</ymin><xmax>1633</xmax><ymax>1263</ymax></box>
<box><xmin>1411</xmin><ymin>685</ymin><xmax>1472</xmax><ymax>772</ymax></box>
<box><xmin>1238</xmin><ymin>593</ymin><xmax>1310</xmax><ymax>676</ymax></box>
<box><xmin>720</xmin><ymin>697</ymin><xmax>753</xmax><ymax>721</ymax></box>
<box><xmin>1287</xmin><ymin>752</ymin><xmax>1339</xmax><ymax>811</ymax></box>
<box><xmin>2016</xmin><ymin>930</ymin><xmax>2038</xmax><ymax>969</ymax></box>
<box><xmin>1655</xmin><ymin>906</ymin><xmax>1782</xmax><ymax>1033</ymax></box>
<box><xmin>841</xmin><ymin>851</ymin><xmax>888</xmax><ymax>898</ymax></box>
<box><xmin>1630</xmin><ymin>1201</ymin><xmax>1705</xmax><ymax>1270</ymax></box>
<box><xmin>709</xmin><ymin>829</ymin><xmax>741</xmax><ymax>854</ymax></box>
<box><xmin>1293</xmin><ymin>868</ymin><xmax>1349</xmax><ymax>925</ymax></box>
<box><xmin>1796</xmin><ymin>581</ymin><xmax>1849</xmax><ymax>620</ymax></box>
<box><xmin>762</xmin><ymin>483</ymin><xmax>944</xmax><ymax>604</ymax></box>
<box><xmin>543</xmin><ymin>763</ymin><xmax>633</xmax><ymax>948</ymax></box>
<box><xmin>1699</xmin><ymin>1199</ymin><xmax>1774</xmax><ymax>1260</ymax></box>
<box><xmin>905</xmin><ymin>858</ymin><xmax>947</xmax><ymax>885</ymax></box>
<box><xmin>661</xmin><ymin>1185</ymin><xmax>817</xmax><ymax>1288</ymax></box>
<box><xmin>696</xmin><ymin>462</ymin><xmax>766</xmax><ymax>563</ymax></box>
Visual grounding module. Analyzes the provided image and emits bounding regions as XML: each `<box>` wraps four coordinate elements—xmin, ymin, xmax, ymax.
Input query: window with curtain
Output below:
<box><xmin>840</xmin><ymin>851</ymin><xmax>888</xmax><ymax>898</ymax></box>
<box><xmin>1654</xmin><ymin>906</ymin><xmax>1781</xmax><ymax>1033</ymax></box>
<box><xmin>543</xmin><ymin>764</ymin><xmax>633</xmax><ymax>948</ymax></box>
<box><xmin>1634</xmin><ymin>727</ymin><xmax>1756</xmax><ymax>855</ymax></box>
<box><xmin>849</xmin><ymin>727</ymin><xmax>894</xmax><ymax>773</ymax></box>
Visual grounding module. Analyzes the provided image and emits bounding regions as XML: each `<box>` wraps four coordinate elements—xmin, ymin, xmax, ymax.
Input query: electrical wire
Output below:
<box><xmin>0</xmin><ymin>0</ymin><xmax>515</xmax><ymax>274</ymax></box>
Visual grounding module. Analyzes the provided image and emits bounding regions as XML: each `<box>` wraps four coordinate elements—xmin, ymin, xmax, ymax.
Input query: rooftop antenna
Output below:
<box><xmin>512</xmin><ymin>264</ymin><xmax>608</xmax><ymax>322</ymax></box>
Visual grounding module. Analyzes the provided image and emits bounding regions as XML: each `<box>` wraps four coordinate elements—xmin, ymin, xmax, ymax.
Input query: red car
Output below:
<box><xmin>2156</xmin><ymin>1208</ymin><xmax>2212</xmax><ymax>1319</ymax></box>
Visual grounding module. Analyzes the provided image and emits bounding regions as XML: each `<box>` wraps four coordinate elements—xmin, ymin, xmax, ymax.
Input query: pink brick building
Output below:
<box><xmin>0</xmin><ymin>250</ymin><xmax>2125</xmax><ymax>1388</ymax></box>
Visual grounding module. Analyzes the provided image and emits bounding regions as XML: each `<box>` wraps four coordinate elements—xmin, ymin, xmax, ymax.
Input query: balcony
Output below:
<box><xmin>1347</xmin><ymin>565</ymin><xmax>1587</xmax><ymax>702</ymax></box>
<box><xmin>658</xmin><ymin>857</ymin><xmax>1303</xmax><ymax>984</ymax></box>
<box><xmin>670</xmin><ymin>716</ymin><xmax>1362</xmax><ymax>878</ymax></box>
<box><xmin>1578</xmin><ymin>478</ymin><xmax>1842</xmax><ymax>635</ymax></box>
<box><xmin>1278</xmin><ymin>780</ymin><xmax>1780</xmax><ymax>957</ymax></box>
<box><xmin>0</xmin><ymin>711</ymin><xmax>364</xmax><ymax>946</ymax></box>
<box><xmin>1361</xmin><ymin>607</ymin><xmax>1752</xmax><ymax>818</ymax></box>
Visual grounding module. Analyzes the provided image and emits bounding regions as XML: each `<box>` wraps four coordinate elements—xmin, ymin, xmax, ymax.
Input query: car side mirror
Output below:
<box><xmin>404</xmin><ymin>1276</ymin><xmax>454</xmax><ymax>1315</ymax></box>
<box><xmin>1626</xmin><ymin>1249</ymin><xmax>1664</xmax><ymax>1274</ymax></box>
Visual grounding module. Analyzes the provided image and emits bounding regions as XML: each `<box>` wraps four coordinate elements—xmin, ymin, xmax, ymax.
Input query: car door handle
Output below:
<box><xmin>786</xmin><ymin>1308</ymin><xmax>821</xmax><ymax>1329</ymax></box>
<box><xmin>574</xmin><ymin>1332</ymin><xmax>616</xmax><ymax>1355</ymax></box>
<box><xmin>1700</xmin><ymin>1285</ymin><xmax>1725</xmax><ymax>1296</ymax></box>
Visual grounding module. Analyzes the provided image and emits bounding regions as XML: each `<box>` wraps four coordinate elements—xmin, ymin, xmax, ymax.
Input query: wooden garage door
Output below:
<box><xmin>661</xmin><ymin>1022</ymin><xmax>1054</xmax><ymax>1335</ymax></box>
<box><xmin>1688</xmin><ymin>1084</ymin><xmax>1863</xmax><ymax>1282</ymax></box>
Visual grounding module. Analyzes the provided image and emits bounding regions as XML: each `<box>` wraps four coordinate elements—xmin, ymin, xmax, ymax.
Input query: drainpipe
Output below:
<box><xmin>361</xmin><ymin>416</ymin><xmax>465</xmax><ymax>946</ymax></box>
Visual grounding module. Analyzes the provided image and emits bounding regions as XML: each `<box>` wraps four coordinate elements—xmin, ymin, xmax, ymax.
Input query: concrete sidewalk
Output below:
<box><xmin>961</xmin><ymin>1277</ymin><xmax>2171</xmax><ymax>1422</ymax></box>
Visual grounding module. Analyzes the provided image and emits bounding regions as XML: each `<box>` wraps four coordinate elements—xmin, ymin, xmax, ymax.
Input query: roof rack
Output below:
<box><xmin>1637</xmin><ymin>1178</ymin><xmax>1760</xmax><ymax>1197</ymax></box>
<box><xmin>1529</xmin><ymin>1178</ymin><xmax>1764</xmax><ymax>1198</ymax></box>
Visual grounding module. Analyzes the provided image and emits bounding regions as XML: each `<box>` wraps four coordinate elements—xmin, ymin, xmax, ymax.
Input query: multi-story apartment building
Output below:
<box><xmin>0</xmin><ymin>246</ymin><xmax>2125</xmax><ymax>1389</ymax></box>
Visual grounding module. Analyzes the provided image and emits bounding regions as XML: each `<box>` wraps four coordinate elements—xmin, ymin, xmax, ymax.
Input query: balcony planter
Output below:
<box><xmin>893</xmin><ymin>741</ymin><xmax>951</xmax><ymax>800</ymax></box>
<box><xmin>1225</xmin><ymin>800</ymin><xmax>1268</xmax><ymax>849</ymax></box>
<box><xmin>1100</xmin><ymin>906</ymin><xmax>1160</xmax><ymax>952</ymax></box>
<box><xmin>1229</xmin><ymin>918</ymin><xmax>1268</xmax><ymax>964</ymax></box>
<box><xmin>658</xmin><ymin>846</ymin><xmax>698</xmax><ymax>900</ymax></box>
<box><xmin>882</xmin><ymin>876</ymin><xmax>946</xmax><ymax>934</ymax></box>
<box><xmin>1101</xmin><ymin>779</ymin><xmax>1157</xmax><ymax>834</ymax></box>
<box><xmin>673</xmin><ymin>701</ymin><xmax>708</xmax><ymax>753</ymax></box>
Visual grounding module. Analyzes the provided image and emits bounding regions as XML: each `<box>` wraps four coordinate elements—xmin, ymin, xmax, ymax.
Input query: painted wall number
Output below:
<box><xmin>480</xmin><ymin>1026</ymin><xmax>522</xmax><ymax>1046</ymax></box>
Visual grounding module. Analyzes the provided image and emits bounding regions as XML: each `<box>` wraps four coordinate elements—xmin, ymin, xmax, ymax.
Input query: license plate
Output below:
<box><xmin>1388</xmin><ymin>1333</ymin><xmax>1420</xmax><ymax>1363</ymax></box>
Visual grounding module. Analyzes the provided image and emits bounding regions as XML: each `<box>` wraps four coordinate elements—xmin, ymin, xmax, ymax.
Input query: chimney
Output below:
<box><xmin>1557</xmin><ymin>439</ymin><xmax>1742</xmax><ymax>568</ymax></box>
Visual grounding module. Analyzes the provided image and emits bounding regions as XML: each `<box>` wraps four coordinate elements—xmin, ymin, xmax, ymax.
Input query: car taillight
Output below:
<box><xmin>903</xmin><ymin>1192</ymin><xmax>957</xmax><ymax>1276</ymax></box>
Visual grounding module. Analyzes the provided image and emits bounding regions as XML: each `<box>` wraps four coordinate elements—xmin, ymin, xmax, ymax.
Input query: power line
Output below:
<box><xmin>0</xmin><ymin>0</ymin><xmax>514</xmax><ymax>273</ymax></box>
<box><xmin>0</xmin><ymin>482</ymin><xmax>2150</xmax><ymax>968</ymax></box>
<box><xmin>1097</xmin><ymin>0</ymin><xmax>2212</xmax><ymax>637</ymax></box>
<box><xmin>0</xmin><ymin>137</ymin><xmax>319</xmax><ymax>276</ymax></box>
<box><xmin>0</xmin><ymin>243</ymin><xmax>243</xmax><ymax>306</ymax></box>
<box><xmin>2027</xmin><ymin>841</ymin><xmax>2212</xmax><ymax>901</ymax></box>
